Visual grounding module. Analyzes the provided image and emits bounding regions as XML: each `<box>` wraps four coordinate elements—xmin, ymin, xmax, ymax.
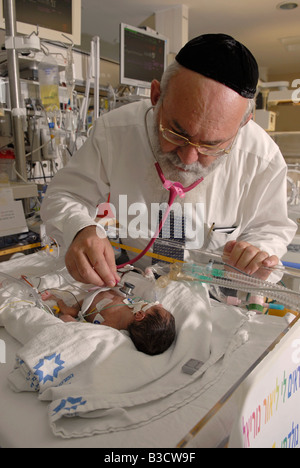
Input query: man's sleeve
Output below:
<box><xmin>41</xmin><ymin>122</ymin><xmax>111</xmax><ymax>250</ymax></box>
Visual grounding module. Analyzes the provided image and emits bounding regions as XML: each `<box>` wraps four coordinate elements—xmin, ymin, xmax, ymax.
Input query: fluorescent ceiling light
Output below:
<box><xmin>279</xmin><ymin>36</ymin><xmax>300</xmax><ymax>51</ymax></box>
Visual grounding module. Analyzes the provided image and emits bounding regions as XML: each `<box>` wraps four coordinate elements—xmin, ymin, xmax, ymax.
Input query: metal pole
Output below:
<box><xmin>93</xmin><ymin>36</ymin><xmax>100</xmax><ymax>120</ymax></box>
<box><xmin>4</xmin><ymin>0</ymin><xmax>27</xmax><ymax>182</ymax></box>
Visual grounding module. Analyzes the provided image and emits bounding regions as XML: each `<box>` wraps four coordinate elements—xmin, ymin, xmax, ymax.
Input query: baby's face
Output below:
<box><xmin>98</xmin><ymin>299</ymin><xmax>169</xmax><ymax>330</ymax></box>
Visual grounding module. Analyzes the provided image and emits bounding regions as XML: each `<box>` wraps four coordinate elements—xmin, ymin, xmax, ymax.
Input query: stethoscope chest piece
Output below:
<box><xmin>119</xmin><ymin>282</ymin><xmax>136</xmax><ymax>296</ymax></box>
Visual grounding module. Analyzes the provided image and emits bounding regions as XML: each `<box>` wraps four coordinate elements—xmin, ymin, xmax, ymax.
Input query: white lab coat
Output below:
<box><xmin>41</xmin><ymin>99</ymin><xmax>297</xmax><ymax>269</ymax></box>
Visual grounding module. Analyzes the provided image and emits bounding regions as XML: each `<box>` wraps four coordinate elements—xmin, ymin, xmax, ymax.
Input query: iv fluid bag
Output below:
<box><xmin>38</xmin><ymin>55</ymin><xmax>60</xmax><ymax>111</ymax></box>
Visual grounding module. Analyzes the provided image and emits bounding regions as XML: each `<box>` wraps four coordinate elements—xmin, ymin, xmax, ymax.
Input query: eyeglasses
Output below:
<box><xmin>159</xmin><ymin>115</ymin><xmax>239</xmax><ymax>158</ymax></box>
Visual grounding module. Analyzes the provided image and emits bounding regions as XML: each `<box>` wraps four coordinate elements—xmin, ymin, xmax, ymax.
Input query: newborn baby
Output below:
<box><xmin>43</xmin><ymin>287</ymin><xmax>176</xmax><ymax>356</ymax></box>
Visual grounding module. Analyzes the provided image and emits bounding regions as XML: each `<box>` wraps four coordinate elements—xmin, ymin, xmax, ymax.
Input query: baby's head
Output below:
<box><xmin>127</xmin><ymin>303</ymin><xmax>176</xmax><ymax>356</ymax></box>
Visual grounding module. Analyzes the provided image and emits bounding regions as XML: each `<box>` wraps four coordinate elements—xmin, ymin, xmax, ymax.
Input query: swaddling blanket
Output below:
<box><xmin>0</xmin><ymin>272</ymin><xmax>248</xmax><ymax>439</ymax></box>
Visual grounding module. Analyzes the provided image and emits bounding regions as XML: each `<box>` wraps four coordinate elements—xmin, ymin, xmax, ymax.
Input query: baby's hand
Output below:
<box><xmin>41</xmin><ymin>291</ymin><xmax>57</xmax><ymax>301</ymax></box>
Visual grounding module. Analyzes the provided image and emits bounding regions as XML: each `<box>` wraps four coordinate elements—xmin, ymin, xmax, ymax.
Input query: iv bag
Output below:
<box><xmin>38</xmin><ymin>55</ymin><xmax>60</xmax><ymax>111</ymax></box>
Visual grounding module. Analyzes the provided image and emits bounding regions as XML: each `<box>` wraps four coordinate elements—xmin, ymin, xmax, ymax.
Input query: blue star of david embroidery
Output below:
<box><xmin>52</xmin><ymin>397</ymin><xmax>87</xmax><ymax>415</ymax></box>
<box><xmin>34</xmin><ymin>353</ymin><xmax>65</xmax><ymax>384</ymax></box>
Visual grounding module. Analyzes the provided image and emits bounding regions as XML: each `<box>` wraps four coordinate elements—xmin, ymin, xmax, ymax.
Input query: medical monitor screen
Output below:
<box><xmin>15</xmin><ymin>0</ymin><xmax>72</xmax><ymax>35</ymax></box>
<box><xmin>0</xmin><ymin>0</ymin><xmax>81</xmax><ymax>45</ymax></box>
<box><xmin>120</xmin><ymin>23</ymin><xmax>168</xmax><ymax>89</ymax></box>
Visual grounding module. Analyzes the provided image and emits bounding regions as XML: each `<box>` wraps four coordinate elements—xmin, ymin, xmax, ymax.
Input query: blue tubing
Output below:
<box><xmin>282</xmin><ymin>261</ymin><xmax>300</xmax><ymax>270</ymax></box>
<box><xmin>267</xmin><ymin>304</ymin><xmax>285</xmax><ymax>310</ymax></box>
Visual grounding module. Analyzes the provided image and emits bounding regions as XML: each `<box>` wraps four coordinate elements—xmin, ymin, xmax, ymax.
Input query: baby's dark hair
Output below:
<box><xmin>128</xmin><ymin>307</ymin><xmax>176</xmax><ymax>356</ymax></box>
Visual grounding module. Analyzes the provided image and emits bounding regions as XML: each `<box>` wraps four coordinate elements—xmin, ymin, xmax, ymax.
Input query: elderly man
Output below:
<box><xmin>41</xmin><ymin>34</ymin><xmax>296</xmax><ymax>287</ymax></box>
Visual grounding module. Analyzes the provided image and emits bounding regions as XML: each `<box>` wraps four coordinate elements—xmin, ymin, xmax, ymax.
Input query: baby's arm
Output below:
<box><xmin>41</xmin><ymin>291</ymin><xmax>82</xmax><ymax>318</ymax></box>
<box><xmin>56</xmin><ymin>299</ymin><xmax>81</xmax><ymax>317</ymax></box>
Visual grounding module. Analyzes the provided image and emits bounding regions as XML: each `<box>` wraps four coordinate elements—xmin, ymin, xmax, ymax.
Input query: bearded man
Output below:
<box><xmin>41</xmin><ymin>34</ymin><xmax>296</xmax><ymax>286</ymax></box>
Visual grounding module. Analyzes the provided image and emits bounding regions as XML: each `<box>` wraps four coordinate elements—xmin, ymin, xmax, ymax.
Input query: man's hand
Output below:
<box><xmin>223</xmin><ymin>240</ymin><xmax>279</xmax><ymax>280</ymax></box>
<box><xmin>65</xmin><ymin>226</ymin><xmax>120</xmax><ymax>287</ymax></box>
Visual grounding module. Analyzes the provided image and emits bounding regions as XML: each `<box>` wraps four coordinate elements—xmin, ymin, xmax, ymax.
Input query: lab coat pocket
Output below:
<box><xmin>206</xmin><ymin>228</ymin><xmax>240</xmax><ymax>251</ymax></box>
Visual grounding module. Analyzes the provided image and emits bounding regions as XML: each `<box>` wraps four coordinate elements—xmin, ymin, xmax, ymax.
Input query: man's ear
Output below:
<box><xmin>151</xmin><ymin>79</ymin><xmax>161</xmax><ymax>106</ymax></box>
<box><xmin>242</xmin><ymin>113</ymin><xmax>253</xmax><ymax>127</ymax></box>
<box><xmin>134</xmin><ymin>311</ymin><xmax>146</xmax><ymax>322</ymax></box>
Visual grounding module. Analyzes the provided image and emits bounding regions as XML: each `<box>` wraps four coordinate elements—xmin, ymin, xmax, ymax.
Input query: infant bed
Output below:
<box><xmin>0</xmin><ymin>251</ymin><xmax>296</xmax><ymax>448</ymax></box>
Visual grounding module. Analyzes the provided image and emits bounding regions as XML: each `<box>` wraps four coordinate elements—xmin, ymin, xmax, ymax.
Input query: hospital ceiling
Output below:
<box><xmin>81</xmin><ymin>0</ymin><xmax>300</xmax><ymax>79</ymax></box>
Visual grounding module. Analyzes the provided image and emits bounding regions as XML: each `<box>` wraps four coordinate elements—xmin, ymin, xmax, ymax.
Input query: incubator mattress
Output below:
<box><xmin>0</xmin><ymin>251</ymin><xmax>289</xmax><ymax>448</ymax></box>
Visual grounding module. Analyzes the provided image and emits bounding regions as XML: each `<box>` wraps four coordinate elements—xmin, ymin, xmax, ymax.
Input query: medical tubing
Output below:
<box><xmin>117</xmin><ymin>188</ymin><xmax>177</xmax><ymax>268</ymax></box>
<box><xmin>155</xmin><ymin>162</ymin><xmax>203</xmax><ymax>194</ymax></box>
<box><xmin>188</xmin><ymin>248</ymin><xmax>300</xmax><ymax>280</ymax></box>
<box><xmin>118</xmin><ymin>107</ymin><xmax>205</xmax><ymax>270</ymax></box>
<box><xmin>117</xmin><ymin>162</ymin><xmax>203</xmax><ymax>269</ymax></box>
<box><xmin>0</xmin><ymin>271</ymin><xmax>45</xmax><ymax>310</ymax></box>
<box><xmin>208</xmin><ymin>277</ymin><xmax>300</xmax><ymax>312</ymax></box>
<box><xmin>282</xmin><ymin>261</ymin><xmax>300</xmax><ymax>270</ymax></box>
<box><xmin>180</xmin><ymin>264</ymin><xmax>300</xmax><ymax>312</ymax></box>
<box><xmin>117</xmin><ymin>108</ymin><xmax>177</xmax><ymax>268</ymax></box>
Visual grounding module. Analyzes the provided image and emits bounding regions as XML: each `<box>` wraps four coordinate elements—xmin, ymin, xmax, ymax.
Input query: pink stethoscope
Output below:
<box><xmin>117</xmin><ymin>107</ymin><xmax>204</xmax><ymax>269</ymax></box>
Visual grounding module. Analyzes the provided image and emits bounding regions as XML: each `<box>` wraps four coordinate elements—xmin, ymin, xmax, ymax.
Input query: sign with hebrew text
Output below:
<box><xmin>229</xmin><ymin>319</ymin><xmax>300</xmax><ymax>448</ymax></box>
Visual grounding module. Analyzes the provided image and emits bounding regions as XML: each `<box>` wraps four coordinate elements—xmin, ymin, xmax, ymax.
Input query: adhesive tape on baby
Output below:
<box><xmin>95</xmin><ymin>298</ymin><xmax>113</xmax><ymax>311</ymax></box>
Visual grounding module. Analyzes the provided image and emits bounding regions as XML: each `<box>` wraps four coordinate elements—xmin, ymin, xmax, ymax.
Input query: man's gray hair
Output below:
<box><xmin>159</xmin><ymin>60</ymin><xmax>256</xmax><ymax>126</ymax></box>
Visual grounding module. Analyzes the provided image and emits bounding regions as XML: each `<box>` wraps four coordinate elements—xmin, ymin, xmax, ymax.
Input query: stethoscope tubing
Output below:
<box><xmin>117</xmin><ymin>107</ymin><xmax>204</xmax><ymax>269</ymax></box>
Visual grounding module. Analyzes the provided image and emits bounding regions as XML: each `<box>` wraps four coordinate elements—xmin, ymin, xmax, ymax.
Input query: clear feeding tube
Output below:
<box><xmin>156</xmin><ymin>262</ymin><xmax>300</xmax><ymax>313</ymax></box>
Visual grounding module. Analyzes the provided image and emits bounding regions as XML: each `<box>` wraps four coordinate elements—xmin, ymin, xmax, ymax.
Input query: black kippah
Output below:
<box><xmin>176</xmin><ymin>34</ymin><xmax>259</xmax><ymax>99</ymax></box>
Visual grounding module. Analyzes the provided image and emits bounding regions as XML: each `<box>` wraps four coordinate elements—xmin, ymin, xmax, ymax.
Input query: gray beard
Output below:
<box><xmin>149</xmin><ymin>104</ymin><xmax>226</xmax><ymax>187</ymax></box>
